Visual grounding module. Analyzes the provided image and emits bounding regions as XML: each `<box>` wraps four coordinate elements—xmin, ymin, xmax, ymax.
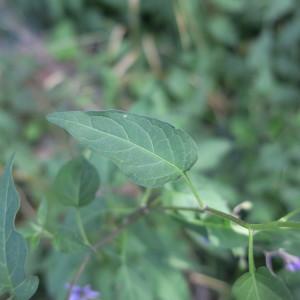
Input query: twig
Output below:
<box><xmin>107</xmin><ymin>25</ymin><xmax>126</xmax><ymax>55</ymax></box>
<box><xmin>188</xmin><ymin>271</ymin><xmax>230</xmax><ymax>299</ymax></box>
<box><xmin>128</xmin><ymin>0</ymin><xmax>140</xmax><ymax>45</ymax></box>
<box><xmin>173</xmin><ymin>0</ymin><xmax>190</xmax><ymax>49</ymax></box>
<box><xmin>160</xmin><ymin>205</ymin><xmax>300</xmax><ymax>231</ymax></box>
<box><xmin>113</xmin><ymin>50</ymin><xmax>139</xmax><ymax>78</ymax></box>
<box><xmin>160</xmin><ymin>205</ymin><xmax>249</xmax><ymax>229</ymax></box>
<box><xmin>142</xmin><ymin>34</ymin><xmax>162</xmax><ymax>78</ymax></box>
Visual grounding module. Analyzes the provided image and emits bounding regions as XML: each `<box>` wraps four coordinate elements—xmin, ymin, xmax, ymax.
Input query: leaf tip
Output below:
<box><xmin>46</xmin><ymin>112</ymin><xmax>59</xmax><ymax>124</ymax></box>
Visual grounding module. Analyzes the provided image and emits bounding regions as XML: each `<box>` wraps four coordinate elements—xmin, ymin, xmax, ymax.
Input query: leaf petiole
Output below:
<box><xmin>183</xmin><ymin>172</ymin><xmax>205</xmax><ymax>209</ymax></box>
<box><xmin>248</xmin><ymin>228</ymin><xmax>255</xmax><ymax>274</ymax></box>
<box><xmin>75</xmin><ymin>208</ymin><xmax>92</xmax><ymax>248</ymax></box>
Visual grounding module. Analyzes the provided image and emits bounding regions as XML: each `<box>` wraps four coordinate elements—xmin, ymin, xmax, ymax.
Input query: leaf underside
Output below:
<box><xmin>0</xmin><ymin>157</ymin><xmax>39</xmax><ymax>299</ymax></box>
<box><xmin>47</xmin><ymin>110</ymin><xmax>198</xmax><ymax>187</ymax></box>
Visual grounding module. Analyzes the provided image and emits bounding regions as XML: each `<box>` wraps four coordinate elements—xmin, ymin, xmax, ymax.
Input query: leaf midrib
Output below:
<box><xmin>54</xmin><ymin>117</ymin><xmax>185</xmax><ymax>176</ymax></box>
<box><xmin>251</xmin><ymin>273</ymin><xmax>260</xmax><ymax>300</ymax></box>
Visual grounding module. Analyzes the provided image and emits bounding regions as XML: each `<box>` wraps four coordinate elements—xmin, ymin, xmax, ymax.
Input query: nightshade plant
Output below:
<box><xmin>1</xmin><ymin>110</ymin><xmax>300</xmax><ymax>299</ymax></box>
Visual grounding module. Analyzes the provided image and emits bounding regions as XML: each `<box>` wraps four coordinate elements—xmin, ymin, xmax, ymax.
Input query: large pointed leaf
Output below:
<box><xmin>232</xmin><ymin>267</ymin><xmax>292</xmax><ymax>300</ymax></box>
<box><xmin>0</xmin><ymin>157</ymin><xmax>39</xmax><ymax>299</ymax></box>
<box><xmin>47</xmin><ymin>110</ymin><xmax>198</xmax><ymax>187</ymax></box>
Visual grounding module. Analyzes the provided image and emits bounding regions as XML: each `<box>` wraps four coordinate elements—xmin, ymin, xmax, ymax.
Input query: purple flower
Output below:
<box><xmin>265</xmin><ymin>249</ymin><xmax>300</xmax><ymax>273</ymax></box>
<box><xmin>66</xmin><ymin>284</ymin><xmax>100</xmax><ymax>300</ymax></box>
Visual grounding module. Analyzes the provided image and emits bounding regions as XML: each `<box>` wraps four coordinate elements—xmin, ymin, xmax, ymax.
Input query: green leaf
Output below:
<box><xmin>232</xmin><ymin>267</ymin><xmax>293</xmax><ymax>300</ymax></box>
<box><xmin>47</xmin><ymin>110</ymin><xmax>198</xmax><ymax>187</ymax></box>
<box><xmin>0</xmin><ymin>157</ymin><xmax>39</xmax><ymax>299</ymax></box>
<box><xmin>53</xmin><ymin>156</ymin><xmax>100</xmax><ymax>207</ymax></box>
<box><xmin>113</xmin><ymin>261</ymin><xmax>190</xmax><ymax>300</ymax></box>
<box><xmin>99</xmin><ymin>218</ymin><xmax>191</xmax><ymax>300</ymax></box>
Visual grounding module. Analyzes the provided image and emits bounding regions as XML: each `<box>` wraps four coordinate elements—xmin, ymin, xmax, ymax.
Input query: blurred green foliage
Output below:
<box><xmin>1</xmin><ymin>0</ymin><xmax>300</xmax><ymax>299</ymax></box>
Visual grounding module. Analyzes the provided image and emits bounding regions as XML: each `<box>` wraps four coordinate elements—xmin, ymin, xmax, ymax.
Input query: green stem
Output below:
<box><xmin>248</xmin><ymin>228</ymin><xmax>255</xmax><ymax>274</ymax></box>
<box><xmin>160</xmin><ymin>205</ymin><xmax>300</xmax><ymax>231</ymax></box>
<box><xmin>250</xmin><ymin>221</ymin><xmax>300</xmax><ymax>230</ymax></box>
<box><xmin>206</xmin><ymin>207</ymin><xmax>249</xmax><ymax>229</ymax></box>
<box><xmin>279</xmin><ymin>208</ymin><xmax>300</xmax><ymax>222</ymax></box>
<box><xmin>183</xmin><ymin>172</ymin><xmax>205</xmax><ymax>209</ymax></box>
<box><xmin>140</xmin><ymin>188</ymin><xmax>151</xmax><ymax>205</ymax></box>
<box><xmin>75</xmin><ymin>209</ymin><xmax>91</xmax><ymax>247</ymax></box>
<box><xmin>181</xmin><ymin>173</ymin><xmax>300</xmax><ymax>232</ymax></box>
<box><xmin>161</xmin><ymin>205</ymin><xmax>248</xmax><ymax>229</ymax></box>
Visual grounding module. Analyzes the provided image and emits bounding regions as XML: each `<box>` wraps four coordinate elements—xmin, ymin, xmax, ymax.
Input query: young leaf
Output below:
<box><xmin>232</xmin><ymin>267</ymin><xmax>292</xmax><ymax>300</ymax></box>
<box><xmin>0</xmin><ymin>157</ymin><xmax>39</xmax><ymax>299</ymax></box>
<box><xmin>53</xmin><ymin>156</ymin><xmax>100</xmax><ymax>207</ymax></box>
<box><xmin>47</xmin><ymin>110</ymin><xmax>198</xmax><ymax>187</ymax></box>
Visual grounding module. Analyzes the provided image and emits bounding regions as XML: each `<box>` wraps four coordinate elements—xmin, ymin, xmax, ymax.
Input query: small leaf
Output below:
<box><xmin>53</xmin><ymin>156</ymin><xmax>100</xmax><ymax>207</ymax></box>
<box><xmin>47</xmin><ymin>110</ymin><xmax>198</xmax><ymax>187</ymax></box>
<box><xmin>0</xmin><ymin>157</ymin><xmax>39</xmax><ymax>299</ymax></box>
<box><xmin>232</xmin><ymin>267</ymin><xmax>293</xmax><ymax>300</ymax></box>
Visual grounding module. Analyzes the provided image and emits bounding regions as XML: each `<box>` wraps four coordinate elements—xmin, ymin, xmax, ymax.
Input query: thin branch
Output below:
<box><xmin>206</xmin><ymin>207</ymin><xmax>249</xmax><ymax>229</ymax></box>
<box><xmin>160</xmin><ymin>205</ymin><xmax>300</xmax><ymax>231</ymax></box>
<box><xmin>142</xmin><ymin>34</ymin><xmax>162</xmax><ymax>78</ymax></box>
<box><xmin>188</xmin><ymin>271</ymin><xmax>230</xmax><ymax>298</ymax></box>
<box><xmin>160</xmin><ymin>205</ymin><xmax>249</xmax><ymax>229</ymax></box>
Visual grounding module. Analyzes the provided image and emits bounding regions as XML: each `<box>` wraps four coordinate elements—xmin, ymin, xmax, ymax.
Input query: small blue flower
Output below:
<box><xmin>282</xmin><ymin>253</ymin><xmax>300</xmax><ymax>272</ymax></box>
<box><xmin>265</xmin><ymin>249</ymin><xmax>300</xmax><ymax>273</ymax></box>
<box><xmin>66</xmin><ymin>284</ymin><xmax>100</xmax><ymax>300</ymax></box>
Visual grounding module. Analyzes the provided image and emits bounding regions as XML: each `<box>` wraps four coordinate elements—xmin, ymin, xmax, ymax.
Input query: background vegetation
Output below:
<box><xmin>1</xmin><ymin>0</ymin><xmax>300</xmax><ymax>299</ymax></box>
